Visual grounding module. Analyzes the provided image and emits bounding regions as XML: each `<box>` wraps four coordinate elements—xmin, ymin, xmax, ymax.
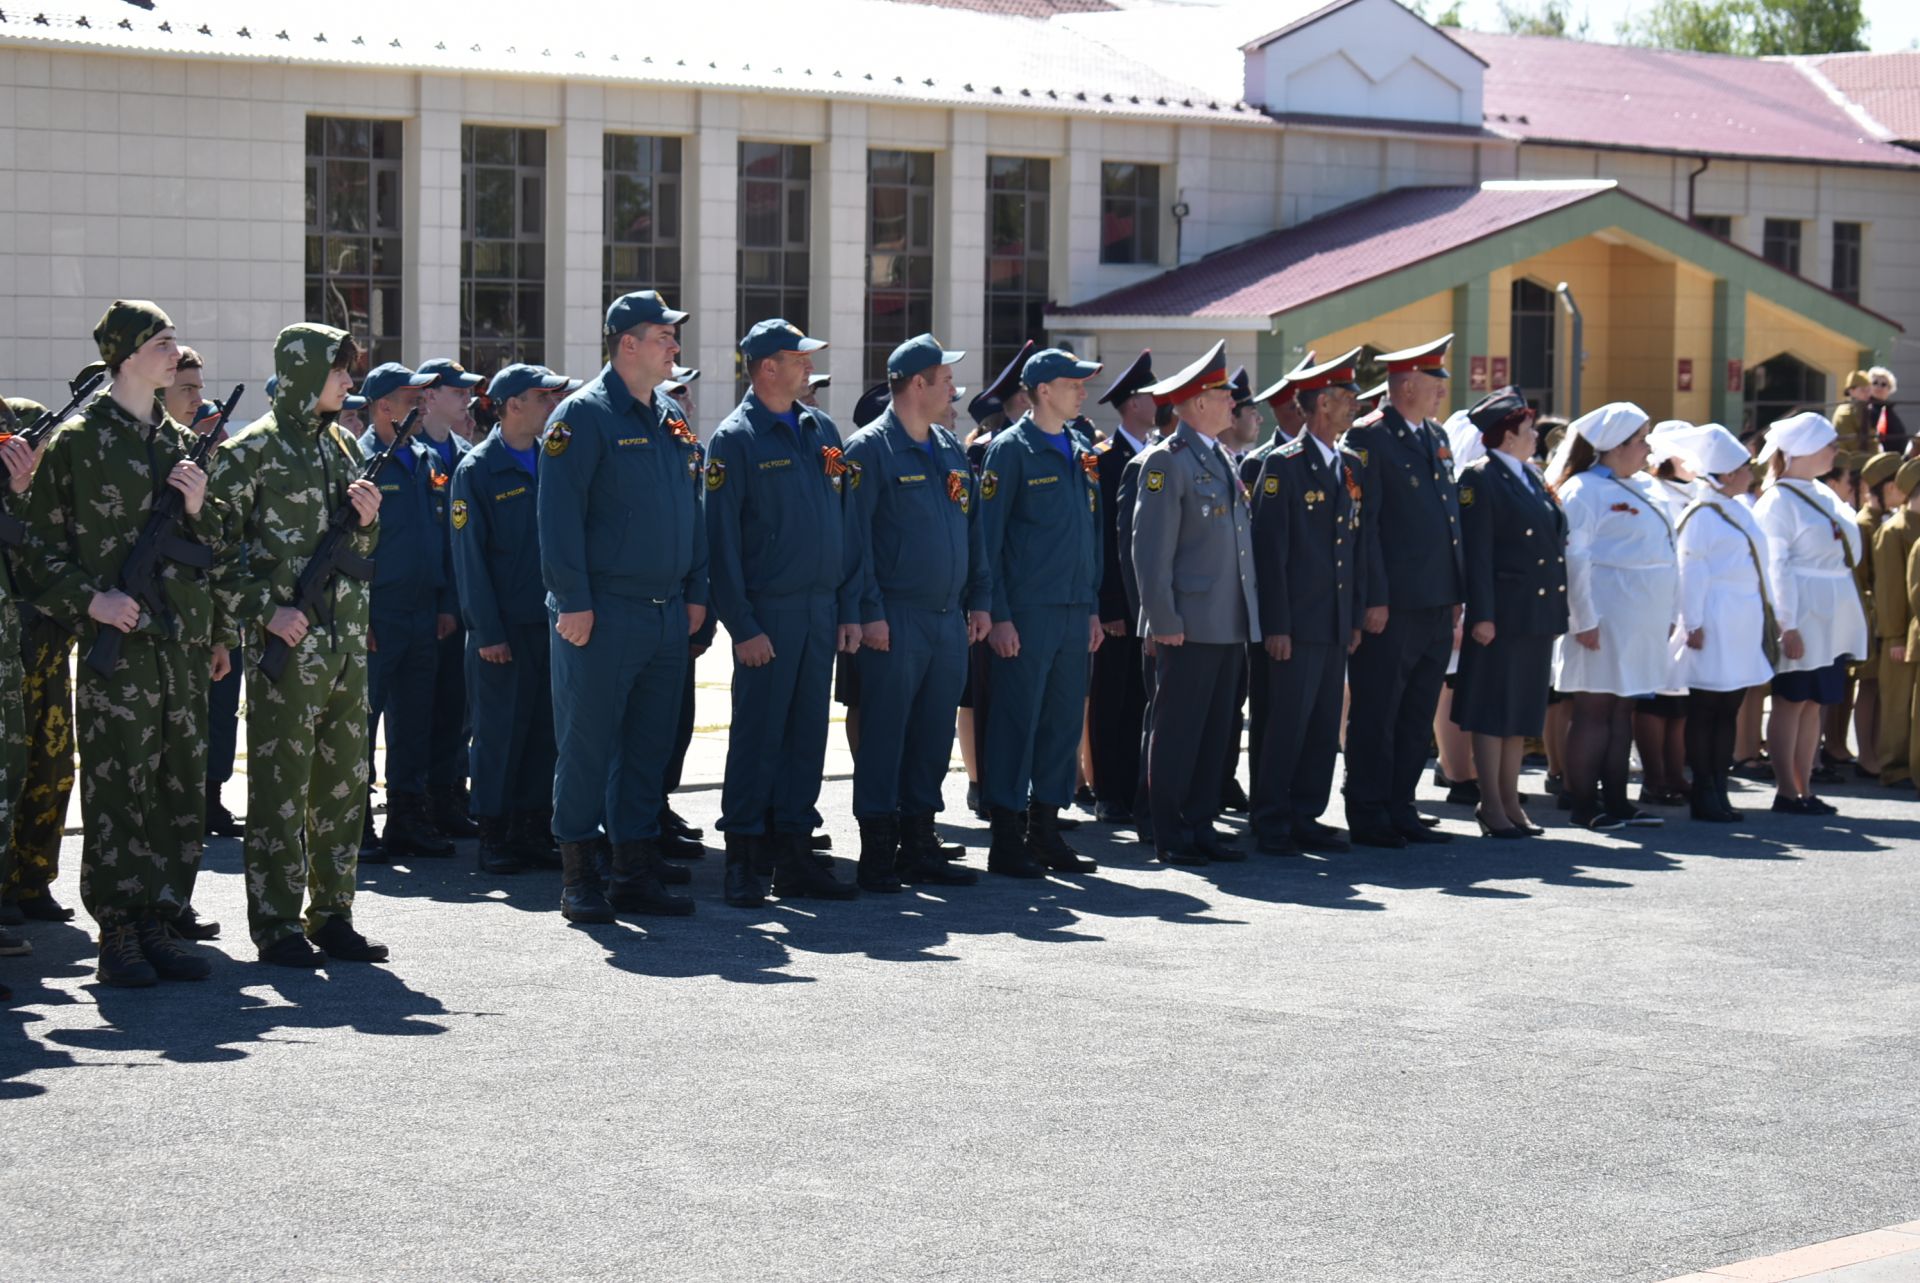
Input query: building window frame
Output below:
<box><xmin>865</xmin><ymin>148</ymin><xmax>937</xmax><ymax>384</ymax></box>
<box><xmin>305</xmin><ymin>115</ymin><xmax>404</xmax><ymax>372</ymax></box>
<box><xmin>737</xmin><ymin>141</ymin><xmax>813</xmax><ymax>385</ymax></box>
<box><xmin>1762</xmin><ymin>217</ymin><xmax>1803</xmax><ymax>276</ymax></box>
<box><xmin>603</xmin><ymin>133</ymin><xmax>684</xmax><ymax>308</ymax></box>
<box><xmin>1099</xmin><ymin>161</ymin><xmax>1161</xmax><ymax>266</ymax></box>
<box><xmin>985</xmin><ymin>154</ymin><xmax>1051</xmax><ymax>384</ymax></box>
<box><xmin>461</xmin><ymin>124</ymin><xmax>548</xmax><ymax>374</ymax></box>
<box><xmin>1832</xmin><ymin>220</ymin><xmax>1863</xmax><ymax>304</ymax></box>
<box><xmin>1691</xmin><ymin>214</ymin><xmax>1732</xmax><ymax>240</ymax></box>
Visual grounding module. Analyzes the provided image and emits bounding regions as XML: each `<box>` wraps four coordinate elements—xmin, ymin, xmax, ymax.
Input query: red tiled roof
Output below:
<box><xmin>1456</xmin><ymin>30</ymin><xmax>1920</xmax><ymax>169</ymax></box>
<box><xmin>887</xmin><ymin>0</ymin><xmax>1115</xmax><ymax>15</ymax></box>
<box><xmin>1808</xmin><ymin>51</ymin><xmax>1920</xmax><ymax>146</ymax></box>
<box><xmin>1052</xmin><ymin>183</ymin><xmax>1604</xmax><ymax>321</ymax></box>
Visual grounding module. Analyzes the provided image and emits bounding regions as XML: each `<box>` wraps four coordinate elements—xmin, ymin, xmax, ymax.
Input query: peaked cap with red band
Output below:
<box><xmin>1141</xmin><ymin>339</ymin><xmax>1230</xmax><ymax>408</ymax></box>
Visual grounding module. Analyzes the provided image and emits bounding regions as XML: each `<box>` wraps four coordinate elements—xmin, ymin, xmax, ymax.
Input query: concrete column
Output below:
<box><xmin>940</xmin><ymin>110</ymin><xmax>988</xmax><ymax>394</ymax></box>
<box><xmin>684</xmin><ymin>92</ymin><xmax>738</xmax><ymax>432</ymax></box>
<box><xmin>1451</xmin><ymin>276</ymin><xmax>1490</xmax><ymax>414</ymax></box>
<box><xmin>1710</xmin><ymin>277</ymin><xmax>1746</xmax><ymax>428</ymax></box>
<box><xmin>1174</xmin><ymin>124</ymin><xmax>1212</xmax><ymax>264</ymax></box>
<box><xmin>1058</xmin><ymin>117</ymin><xmax>1102</xmax><ymax>307</ymax></box>
<box><xmin>552</xmin><ymin>82</ymin><xmax>605</xmax><ymax>380</ymax></box>
<box><xmin>403</xmin><ymin>73</ymin><xmax>462</xmax><ymax>364</ymax></box>
<box><xmin>812</xmin><ymin>101</ymin><xmax>869</xmax><ymax>422</ymax></box>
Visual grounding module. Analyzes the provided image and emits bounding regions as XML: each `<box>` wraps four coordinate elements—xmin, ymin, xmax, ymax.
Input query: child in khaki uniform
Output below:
<box><xmin>1853</xmin><ymin>452</ymin><xmax>1901</xmax><ymax>776</ymax></box>
<box><xmin>1876</xmin><ymin>458</ymin><xmax>1920</xmax><ymax>786</ymax></box>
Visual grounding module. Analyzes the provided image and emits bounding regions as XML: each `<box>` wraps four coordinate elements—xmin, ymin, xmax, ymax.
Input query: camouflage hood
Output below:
<box><xmin>272</xmin><ymin>323</ymin><xmax>350</xmax><ymax>426</ymax></box>
<box><xmin>2</xmin><ymin>396</ymin><xmax>49</xmax><ymax>432</ymax></box>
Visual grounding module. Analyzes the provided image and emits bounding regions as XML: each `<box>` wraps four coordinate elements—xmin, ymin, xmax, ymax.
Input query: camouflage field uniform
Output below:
<box><xmin>7</xmin><ymin>616</ymin><xmax>77</xmax><ymax>905</ymax></box>
<box><xmin>17</xmin><ymin>393</ymin><xmax>228</xmax><ymax>930</ymax></box>
<box><xmin>206</xmin><ymin>324</ymin><xmax>379</xmax><ymax>949</ymax></box>
<box><xmin>0</xmin><ymin>398</ymin><xmax>41</xmax><ymax>899</ymax></box>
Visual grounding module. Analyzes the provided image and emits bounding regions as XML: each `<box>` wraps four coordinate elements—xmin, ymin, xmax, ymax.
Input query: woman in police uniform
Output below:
<box><xmin>1547</xmin><ymin>402</ymin><xmax>1678</xmax><ymax>832</ymax></box>
<box><xmin>1452</xmin><ymin>388</ymin><xmax>1567</xmax><ymax>837</ymax></box>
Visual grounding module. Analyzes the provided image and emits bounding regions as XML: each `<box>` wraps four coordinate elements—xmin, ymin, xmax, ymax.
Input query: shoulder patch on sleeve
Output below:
<box><xmin>1459</xmin><ymin>485</ymin><xmax>1475</xmax><ymax>507</ymax></box>
<box><xmin>543</xmin><ymin>421</ymin><xmax>571</xmax><ymax>456</ymax></box>
<box><xmin>981</xmin><ymin>469</ymin><xmax>999</xmax><ymax>501</ymax></box>
<box><xmin>1145</xmin><ymin>468</ymin><xmax>1165</xmax><ymax>493</ymax></box>
<box><xmin>451</xmin><ymin>498</ymin><xmax>469</xmax><ymax>529</ymax></box>
<box><xmin>705</xmin><ymin>458</ymin><xmax>726</xmax><ymax>490</ymax></box>
<box><xmin>1262</xmin><ymin>474</ymin><xmax>1280</xmax><ymax>496</ymax></box>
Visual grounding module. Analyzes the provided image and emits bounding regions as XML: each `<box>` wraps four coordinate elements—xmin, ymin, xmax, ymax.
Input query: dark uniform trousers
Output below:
<box><xmin>466</xmin><ymin>620</ymin><xmax>555</xmax><ymax>819</ymax></box>
<box><xmin>549</xmin><ymin>596</ymin><xmax>687</xmax><ymax>844</ymax></box>
<box><xmin>1343</xmin><ymin>605</ymin><xmax>1453</xmax><ymax>825</ymax></box>
<box><xmin>1088</xmin><ymin>635</ymin><xmax>1144</xmax><ymax>812</ymax></box>
<box><xmin>853</xmin><ymin>604</ymin><xmax>968</xmax><ymax>818</ymax></box>
<box><xmin>1149</xmin><ymin>641</ymin><xmax>1242</xmax><ymax>852</ymax></box>
<box><xmin>665</xmin><ymin>654</ymin><xmax>698</xmax><ymax>794</ymax></box>
<box><xmin>208</xmin><ymin>663</ymin><xmax>241</xmax><ymax>796</ymax></box>
<box><xmin>368</xmin><ymin>609</ymin><xmax>438</xmax><ymax>794</ymax></box>
<box><xmin>429</xmin><ymin>626</ymin><xmax>470</xmax><ymax>799</ymax></box>
<box><xmin>719</xmin><ymin>594</ymin><xmax>835</xmax><ymax>835</ymax></box>
<box><xmin>985</xmin><ymin>604</ymin><xmax>1089</xmax><ymax>812</ymax></box>
<box><xmin>1253</xmin><ymin>643</ymin><xmax>1345</xmax><ymax>841</ymax></box>
<box><xmin>1246</xmin><ymin>642</ymin><xmax>1269</xmax><ymax>793</ymax></box>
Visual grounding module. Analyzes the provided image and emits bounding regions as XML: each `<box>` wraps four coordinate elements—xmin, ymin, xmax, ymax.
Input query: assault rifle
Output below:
<box><xmin>257</xmin><ymin>406</ymin><xmax>419</xmax><ymax>683</ymax></box>
<box><xmin>0</xmin><ymin>370</ymin><xmax>110</xmax><ymax>549</ymax></box>
<box><xmin>83</xmin><ymin>383</ymin><xmax>244</xmax><ymax>677</ymax></box>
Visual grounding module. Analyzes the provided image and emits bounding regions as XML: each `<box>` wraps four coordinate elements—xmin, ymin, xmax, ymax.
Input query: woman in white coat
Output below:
<box><xmin>1633</xmin><ymin>420</ymin><xmax>1709</xmax><ymax>806</ymax></box>
<box><xmin>1668</xmin><ymin>424</ymin><xmax>1775</xmax><ymax>823</ymax></box>
<box><xmin>1548</xmin><ymin>402</ymin><xmax>1679</xmax><ymax>831</ymax></box>
<box><xmin>1752</xmin><ymin>412</ymin><xmax>1870</xmax><ymax>814</ymax></box>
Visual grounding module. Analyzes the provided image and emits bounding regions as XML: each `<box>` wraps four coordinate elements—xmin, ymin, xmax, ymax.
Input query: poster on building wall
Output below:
<box><xmin>1490</xmin><ymin>357</ymin><xmax>1509</xmax><ymax>387</ymax></box>
<box><xmin>1677</xmin><ymin>359</ymin><xmax>1693</xmax><ymax>392</ymax></box>
<box><xmin>1726</xmin><ymin>359</ymin><xmax>1743</xmax><ymax>393</ymax></box>
<box><xmin>1469</xmin><ymin>356</ymin><xmax>1488</xmax><ymax>391</ymax></box>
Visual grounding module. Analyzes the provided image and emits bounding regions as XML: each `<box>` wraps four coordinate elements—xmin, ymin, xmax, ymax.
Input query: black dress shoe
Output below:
<box><xmin>1074</xmin><ymin>785</ymin><xmax>1098</xmax><ymax>809</ymax></box>
<box><xmin>1256</xmin><ymin>835</ymin><xmax>1304</xmax><ymax>857</ymax></box>
<box><xmin>809</xmin><ymin>831</ymin><xmax>834</xmax><ymax>851</ymax></box>
<box><xmin>309</xmin><ymin>915</ymin><xmax>391</xmax><ymax>962</ymax></box>
<box><xmin>661</xmin><ymin>806</ymin><xmax>703</xmax><ymax>841</ymax></box>
<box><xmin>1093</xmin><ymin>804</ymin><xmax>1131</xmax><ymax>825</ymax></box>
<box><xmin>1445</xmin><ymin>780</ymin><xmax>1481</xmax><ymax>806</ymax></box>
<box><xmin>1396</xmin><ymin>823</ymin><xmax>1453</xmax><ymax>844</ymax></box>
<box><xmin>1293</xmin><ymin>820</ymin><xmax>1350</xmax><ymax>853</ymax></box>
<box><xmin>19</xmin><ymin>892</ymin><xmax>75</xmax><ymax>923</ymax></box>
<box><xmin>656</xmin><ymin>828</ymin><xmax>706</xmax><ymax>860</ymax></box>
<box><xmin>204</xmin><ymin>798</ymin><xmax>245</xmax><ymax>838</ymax></box>
<box><xmin>1348</xmin><ymin>823</ymin><xmax>1407</xmax><ymax>850</ymax></box>
<box><xmin>1803</xmin><ymin>795</ymin><xmax>1837</xmax><ymax>815</ymax></box>
<box><xmin>1607</xmin><ymin>809</ymin><xmax>1664</xmax><ymax>828</ymax></box>
<box><xmin>259</xmin><ymin>933</ymin><xmax>326</xmax><ymax>968</ymax></box>
<box><xmin>1196</xmin><ymin>833</ymin><xmax>1245</xmax><ymax>862</ymax></box>
<box><xmin>0</xmin><ymin>899</ymin><xmax>23</xmax><ymax>927</ymax></box>
<box><xmin>966</xmin><ymin>782</ymin><xmax>986</xmax><ymax>818</ymax></box>
<box><xmin>1157</xmin><ymin>846</ymin><xmax>1209</xmax><ymax>867</ymax></box>
<box><xmin>1220</xmin><ymin>780</ymin><xmax>1251</xmax><ymax>813</ymax></box>
<box><xmin>1570</xmin><ymin>808</ymin><xmax>1624</xmax><ymax>832</ymax></box>
<box><xmin>1474</xmin><ymin>807</ymin><xmax>1525</xmax><ymax>840</ymax></box>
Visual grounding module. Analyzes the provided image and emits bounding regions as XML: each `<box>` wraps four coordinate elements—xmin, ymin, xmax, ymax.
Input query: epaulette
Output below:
<box><xmin>1167</xmin><ymin>436</ymin><xmax>1190</xmax><ymax>455</ymax></box>
<box><xmin>1276</xmin><ymin>438</ymin><xmax>1305</xmax><ymax>457</ymax></box>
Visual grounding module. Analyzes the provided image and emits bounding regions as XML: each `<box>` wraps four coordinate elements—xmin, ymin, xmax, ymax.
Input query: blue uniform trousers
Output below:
<box><xmin>853</xmin><ymin>604</ymin><xmax>967</xmax><ymax>819</ymax></box>
<box><xmin>466</xmin><ymin>619</ymin><xmax>555</xmax><ymax>819</ymax></box>
<box><xmin>428</xmin><ymin>625</ymin><xmax>469</xmax><ymax>796</ymax></box>
<box><xmin>368</xmin><ymin>608</ymin><xmax>438</xmax><ymax>795</ymax></box>
<box><xmin>718</xmin><ymin>594</ymin><xmax>834</xmax><ymax>835</ymax></box>
<box><xmin>1148</xmin><ymin>641</ymin><xmax>1241</xmax><ymax>853</ymax></box>
<box><xmin>1252</xmin><ymin>642</ymin><xmax>1345</xmax><ymax>843</ymax></box>
<box><xmin>984</xmin><ymin>604</ymin><xmax>1088</xmax><ymax>813</ymax></box>
<box><xmin>549</xmin><ymin>596</ymin><xmax>687</xmax><ymax>844</ymax></box>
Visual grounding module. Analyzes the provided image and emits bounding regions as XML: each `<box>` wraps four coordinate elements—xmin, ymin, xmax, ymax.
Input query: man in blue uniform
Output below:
<box><xmin>1340</xmin><ymin>334</ymin><xmax>1463</xmax><ymax>848</ymax></box>
<box><xmin>1239</xmin><ymin>361</ymin><xmax>1312</xmax><ymax>795</ymax></box>
<box><xmin>978</xmin><ymin>349</ymin><xmax>1106</xmax><ymax>878</ymax></box>
<box><xmin>1251</xmin><ymin>350</ymin><xmax>1370</xmax><ymax>857</ymax></box>
<box><xmin>840</xmin><ymin>335</ymin><xmax>988</xmax><ymax>892</ymax></box>
<box><xmin>357</xmin><ymin>361</ymin><xmax>456</xmax><ymax>863</ymax></box>
<box><xmin>1130</xmin><ymin>342</ymin><xmax>1259</xmax><ymax>866</ymax></box>
<box><xmin>453</xmin><ymin>363</ymin><xmax>574</xmax><ymax>875</ymax></box>
<box><xmin>540</xmin><ymin>292</ymin><xmax>706</xmax><ymax>921</ymax></box>
<box><xmin>705</xmin><ymin>319</ymin><xmax>859</xmax><ymax>907</ymax></box>
<box><xmin>415</xmin><ymin>357</ymin><xmax>482</xmax><ymax>841</ymax></box>
<box><xmin>1089</xmin><ymin>350</ymin><xmax>1156</xmax><ymax>826</ymax></box>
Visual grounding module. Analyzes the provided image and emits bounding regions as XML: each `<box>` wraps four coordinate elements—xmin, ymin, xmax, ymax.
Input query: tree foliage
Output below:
<box><xmin>1624</xmin><ymin>0</ymin><xmax>1868</xmax><ymax>55</ymax></box>
<box><xmin>1497</xmin><ymin>0</ymin><xmax>1589</xmax><ymax>37</ymax></box>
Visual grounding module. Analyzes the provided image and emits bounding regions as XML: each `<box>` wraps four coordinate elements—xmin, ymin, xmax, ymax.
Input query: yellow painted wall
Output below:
<box><xmin>1671</xmin><ymin>263</ymin><xmax>1716</xmax><ymax>424</ymax></box>
<box><xmin>1745</xmin><ymin>294</ymin><xmax>1860</xmax><ymax>403</ymax></box>
<box><xmin>1303</xmin><ymin>289</ymin><xmax>1455</xmax><ymax>382</ymax></box>
<box><xmin>1502</xmin><ymin>236</ymin><xmax>1615</xmax><ymax>418</ymax></box>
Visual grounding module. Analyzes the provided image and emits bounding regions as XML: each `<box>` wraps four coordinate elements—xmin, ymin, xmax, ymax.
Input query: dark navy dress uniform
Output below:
<box><xmin>1452</xmin><ymin>453</ymin><xmax>1569</xmax><ymax>736</ymax></box>
<box><xmin>421</xmin><ymin>428</ymin><xmax>474</xmax><ymax>807</ymax></box>
<box><xmin>842</xmin><ymin>409</ymin><xmax>988</xmax><ymax>820</ymax></box>
<box><xmin>1250</xmin><ymin>432</ymin><xmax>1370</xmax><ymax>849</ymax></box>
<box><xmin>978</xmin><ymin>415</ymin><xmax>1101</xmax><ymax>814</ymax></box>
<box><xmin>1340</xmin><ymin>399</ymin><xmax>1465</xmax><ymax>833</ymax></box>
<box><xmin>357</xmin><ymin>425</ymin><xmax>455</xmax><ymax>800</ymax></box>
<box><xmin>538</xmin><ymin>372</ymin><xmax>707</xmax><ymax>846</ymax></box>
<box><xmin>705</xmin><ymin>390</ymin><xmax>847</xmax><ymax>837</ymax></box>
<box><xmin>1087</xmin><ymin>350</ymin><xmax>1155</xmax><ymax>822</ymax></box>
<box><xmin>1114</xmin><ymin>443</ymin><xmax>1157</xmax><ymax>828</ymax></box>
<box><xmin>452</xmin><ymin>428</ymin><xmax>553</xmax><ymax>824</ymax></box>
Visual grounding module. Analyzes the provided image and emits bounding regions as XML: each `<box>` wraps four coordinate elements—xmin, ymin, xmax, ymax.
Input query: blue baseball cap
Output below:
<box><xmin>605</xmin><ymin>290</ymin><xmax>689</xmax><ymax>337</ymax></box>
<box><xmin>887</xmin><ymin>333</ymin><xmax>965</xmax><ymax>381</ymax></box>
<box><xmin>417</xmin><ymin>357</ymin><xmax>483</xmax><ymax>389</ymax></box>
<box><xmin>1022</xmin><ymin>347</ymin><xmax>1103</xmax><ymax>389</ymax></box>
<box><xmin>740</xmin><ymin>318</ymin><xmax>827</xmax><ymax>364</ymax></box>
<box><xmin>360</xmin><ymin>362</ymin><xmax>436</xmax><ymax>403</ymax></box>
<box><xmin>342</xmin><ymin>393</ymin><xmax>368</xmax><ymax>412</ymax></box>
<box><xmin>487</xmin><ymin>363</ymin><xmax>573</xmax><ymax>402</ymax></box>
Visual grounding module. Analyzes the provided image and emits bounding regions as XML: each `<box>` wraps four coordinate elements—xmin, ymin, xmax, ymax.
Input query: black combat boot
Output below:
<box><xmin>558</xmin><ymin>841</ymin><xmax>617</xmax><ymax>923</ymax></box>
<box><xmin>657</xmin><ymin>807</ymin><xmax>705</xmax><ymax>859</ymax></box>
<box><xmin>97</xmin><ymin>923</ymin><xmax>158</xmax><ymax>988</ymax></box>
<box><xmin>648</xmin><ymin>841</ymin><xmax>693</xmax><ymax>886</ymax></box>
<box><xmin>138</xmin><ymin>916</ymin><xmax>212</xmax><ymax>981</ymax></box>
<box><xmin>383</xmin><ymin>792</ymin><xmax>454</xmax><ymax>858</ymax></box>
<box><xmin>661</xmin><ymin>806</ymin><xmax>703</xmax><ymax>841</ymax></box>
<box><xmin>898</xmin><ymin>813</ymin><xmax>978</xmax><ymax>886</ymax></box>
<box><xmin>986</xmin><ymin>807</ymin><xmax>1045</xmax><ymax>879</ymax></box>
<box><xmin>771</xmin><ymin>832</ymin><xmax>859</xmax><ymax>900</ymax></box>
<box><xmin>1027</xmin><ymin>802</ymin><xmax>1097</xmax><ymax>873</ymax></box>
<box><xmin>723</xmin><ymin>833</ymin><xmax>767</xmax><ymax>908</ymax></box>
<box><xmin>509</xmin><ymin>813</ymin><xmax>562</xmax><ymax>869</ymax></box>
<box><xmin>432</xmin><ymin>786</ymin><xmax>480</xmax><ymax>839</ymax></box>
<box><xmin>170</xmin><ymin>903</ymin><xmax>220</xmax><ymax>941</ymax></box>
<box><xmin>475</xmin><ymin>817</ymin><xmax>524</xmax><ymax>874</ymax></box>
<box><xmin>855</xmin><ymin>815</ymin><xmax>904</xmax><ymax>894</ymax></box>
<box><xmin>608</xmin><ymin>840</ymin><xmax>695</xmax><ymax>916</ymax></box>
<box><xmin>309</xmin><ymin>914</ymin><xmax>391</xmax><ymax>962</ymax></box>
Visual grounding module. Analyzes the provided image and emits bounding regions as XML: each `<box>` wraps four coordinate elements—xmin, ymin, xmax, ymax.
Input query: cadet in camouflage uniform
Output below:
<box><xmin>2</xmin><ymin>391</ymin><xmax>79</xmax><ymax>928</ymax></box>
<box><xmin>0</xmin><ymin>400</ymin><xmax>42</xmax><ymax>967</ymax></box>
<box><xmin>18</xmin><ymin>301</ymin><xmax>228</xmax><ymax>987</ymax></box>
<box><xmin>207</xmin><ymin>323</ymin><xmax>387</xmax><ymax>968</ymax></box>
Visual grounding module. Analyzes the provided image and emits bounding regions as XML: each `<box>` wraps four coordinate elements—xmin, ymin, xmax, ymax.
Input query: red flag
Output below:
<box><xmin>1877</xmin><ymin>406</ymin><xmax>1890</xmax><ymax>443</ymax></box>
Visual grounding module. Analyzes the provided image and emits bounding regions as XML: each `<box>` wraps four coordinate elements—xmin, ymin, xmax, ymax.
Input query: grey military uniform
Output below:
<box><xmin>1129</xmin><ymin>422</ymin><xmax>1257</xmax><ymax>859</ymax></box>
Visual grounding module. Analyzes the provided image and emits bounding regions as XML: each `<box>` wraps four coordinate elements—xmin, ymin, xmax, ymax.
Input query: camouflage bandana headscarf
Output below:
<box><xmin>272</xmin><ymin>323</ymin><xmax>351</xmax><ymax>424</ymax></box>
<box><xmin>92</xmin><ymin>299</ymin><xmax>173</xmax><ymax>369</ymax></box>
<box><xmin>1</xmin><ymin>397</ymin><xmax>49</xmax><ymax>433</ymax></box>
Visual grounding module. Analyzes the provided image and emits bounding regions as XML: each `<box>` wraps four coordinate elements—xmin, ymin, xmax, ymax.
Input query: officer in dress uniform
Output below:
<box><xmin>978</xmin><ymin>349</ymin><xmax>1106</xmax><ymax>878</ymax></box>
<box><xmin>1250</xmin><ymin>350</ymin><xmax>1371</xmax><ymax>857</ymax></box>
<box><xmin>414</xmin><ymin>357</ymin><xmax>483</xmax><ymax>841</ymax></box>
<box><xmin>840</xmin><ymin>335</ymin><xmax>988</xmax><ymax>892</ymax></box>
<box><xmin>1090</xmin><ymin>349</ymin><xmax>1157</xmax><ymax>825</ymax></box>
<box><xmin>1131</xmin><ymin>341</ymin><xmax>1260</xmax><ymax>866</ymax></box>
<box><xmin>356</xmin><ymin>361</ymin><xmax>457</xmax><ymax>863</ymax></box>
<box><xmin>1239</xmin><ymin>359</ymin><xmax>1313</xmax><ymax>796</ymax></box>
<box><xmin>1340</xmin><ymin>334</ymin><xmax>1463</xmax><ymax>848</ymax></box>
<box><xmin>705</xmin><ymin>319</ymin><xmax>860</xmax><ymax>906</ymax></box>
<box><xmin>540</xmin><ymin>291</ymin><xmax>706</xmax><ymax>922</ymax></box>
<box><xmin>452</xmin><ymin>363</ymin><xmax>576</xmax><ymax>876</ymax></box>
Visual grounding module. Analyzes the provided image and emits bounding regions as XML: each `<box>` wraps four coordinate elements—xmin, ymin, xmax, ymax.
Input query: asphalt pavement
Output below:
<box><xmin>4</xmin><ymin>762</ymin><xmax>1918</xmax><ymax>1283</ymax></box>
